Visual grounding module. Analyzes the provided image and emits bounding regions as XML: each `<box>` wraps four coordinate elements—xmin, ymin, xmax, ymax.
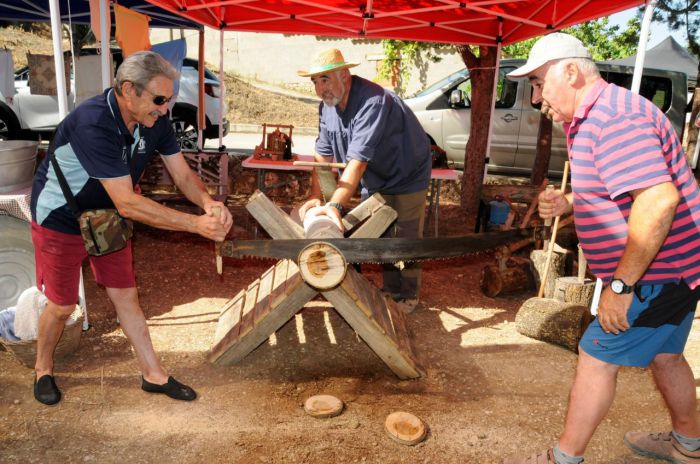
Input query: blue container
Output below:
<box><xmin>488</xmin><ymin>199</ymin><xmax>510</xmax><ymax>225</ymax></box>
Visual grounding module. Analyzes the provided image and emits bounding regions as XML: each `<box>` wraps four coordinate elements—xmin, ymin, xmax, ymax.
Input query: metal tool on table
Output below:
<box><xmin>537</xmin><ymin>161</ymin><xmax>569</xmax><ymax>298</ymax></box>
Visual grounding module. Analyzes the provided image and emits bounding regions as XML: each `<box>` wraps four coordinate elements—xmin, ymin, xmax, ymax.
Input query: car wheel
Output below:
<box><xmin>0</xmin><ymin>106</ymin><xmax>20</xmax><ymax>141</ymax></box>
<box><xmin>0</xmin><ymin>216</ymin><xmax>35</xmax><ymax>310</ymax></box>
<box><xmin>171</xmin><ymin>114</ymin><xmax>199</xmax><ymax>151</ymax></box>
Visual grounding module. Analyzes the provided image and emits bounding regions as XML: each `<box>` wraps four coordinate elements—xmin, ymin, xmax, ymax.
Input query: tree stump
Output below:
<box><xmin>553</xmin><ymin>276</ymin><xmax>596</xmax><ymax>307</ymax></box>
<box><xmin>530</xmin><ymin>249</ymin><xmax>565</xmax><ymax>298</ymax></box>
<box><xmin>480</xmin><ymin>258</ymin><xmax>533</xmax><ymax>297</ymax></box>
<box><xmin>515</xmin><ymin>297</ymin><xmax>594</xmax><ymax>352</ymax></box>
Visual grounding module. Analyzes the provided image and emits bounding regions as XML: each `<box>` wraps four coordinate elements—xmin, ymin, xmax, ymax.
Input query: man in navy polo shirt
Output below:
<box><xmin>30</xmin><ymin>51</ymin><xmax>233</xmax><ymax>406</ymax></box>
<box><xmin>297</xmin><ymin>48</ymin><xmax>432</xmax><ymax>313</ymax></box>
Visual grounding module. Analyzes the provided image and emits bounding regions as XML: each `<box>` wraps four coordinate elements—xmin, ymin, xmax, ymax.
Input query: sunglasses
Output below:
<box><xmin>142</xmin><ymin>88</ymin><xmax>173</xmax><ymax>106</ymax></box>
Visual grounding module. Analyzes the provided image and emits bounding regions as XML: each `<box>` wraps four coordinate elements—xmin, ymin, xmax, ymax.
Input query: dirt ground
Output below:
<box><xmin>2</xmin><ymin>194</ymin><xmax>700</xmax><ymax>464</ymax></box>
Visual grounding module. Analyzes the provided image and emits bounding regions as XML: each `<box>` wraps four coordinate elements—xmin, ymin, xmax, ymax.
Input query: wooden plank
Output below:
<box><xmin>342</xmin><ymin>193</ymin><xmax>387</xmax><ymax>232</ymax></box>
<box><xmin>324</xmin><ymin>283</ymin><xmax>422</xmax><ymax>379</ymax></box>
<box><xmin>269</xmin><ymin>259</ymin><xmax>291</xmax><ymax>309</ymax></box>
<box><xmin>253</xmin><ymin>265</ymin><xmax>275</xmax><ymax>323</ymax></box>
<box><xmin>348</xmin><ymin>205</ymin><xmax>397</xmax><ymax>239</ymax></box>
<box><xmin>386</xmin><ymin>299</ymin><xmax>413</xmax><ymax>355</ymax></box>
<box><xmin>210</xmin><ymin>278</ymin><xmax>317</xmax><ymax>366</ymax></box>
<box><xmin>338</xmin><ymin>268</ymin><xmax>393</xmax><ymax>337</ymax></box>
<box><xmin>237</xmin><ymin>279</ymin><xmax>261</xmax><ymax>338</ymax></box>
<box><xmin>246</xmin><ymin>190</ymin><xmax>304</xmax><ymax>239</ymax></box>
<box><xmin>211</xmin><ymin>291</ymin><xmax>245</xmax><ymax>348</ymax></box>
<box><xmin>315</xmin><ymin>166</ymin><xmax>337</xmax><ymax>203</ymax></box>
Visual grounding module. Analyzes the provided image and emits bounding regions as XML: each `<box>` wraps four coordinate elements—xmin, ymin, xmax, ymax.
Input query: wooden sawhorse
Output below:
<box><xmin>208</xmin><ymin>191</ymin><xmax>423</xmax><ymax>379</ymax></box>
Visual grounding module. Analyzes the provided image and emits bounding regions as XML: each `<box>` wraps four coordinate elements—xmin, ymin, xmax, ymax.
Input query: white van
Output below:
<box><xmin>405</xmin><ymin>59</ymin><xmax>688</xmax><ymax>175</ymax></box>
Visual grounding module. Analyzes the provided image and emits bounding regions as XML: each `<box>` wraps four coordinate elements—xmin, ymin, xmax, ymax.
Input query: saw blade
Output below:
<box><xmin>220</xmin><ymin>228</ymin><xmax>534</xmax><ymax>263</ymax></box>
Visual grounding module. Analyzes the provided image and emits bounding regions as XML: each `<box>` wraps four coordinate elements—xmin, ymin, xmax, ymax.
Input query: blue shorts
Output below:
<box><xmin>580</xmin><ymin>281</ymin><xmax>699</xmax><ymax>367</ymax></box>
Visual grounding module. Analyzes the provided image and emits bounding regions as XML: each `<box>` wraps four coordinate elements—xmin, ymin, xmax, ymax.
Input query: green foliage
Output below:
<box><xmin>378</xmin><ymin>40</ymin><xmax>449</xmax><ymax>95</ymax></box>
<box><xmin>503</xmin><ymin>16</ymin><xmax>641</xmax><ymax>60</ymax></box>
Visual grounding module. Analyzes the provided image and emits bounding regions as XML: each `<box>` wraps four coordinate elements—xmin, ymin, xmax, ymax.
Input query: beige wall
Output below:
<box><xmin>150</xmin><ymin>29</ymin><xmax>465</xmax><ymax>96</ymax></box>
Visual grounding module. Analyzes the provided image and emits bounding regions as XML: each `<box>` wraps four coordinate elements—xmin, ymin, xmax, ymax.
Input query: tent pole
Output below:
<box><xmin>99</xmin><ymin>0</ymin><xmax>110</xmax><ymax>90</ymax></box>
<box><xmin>198</xmin><ymin>28</ymin><xmax>205</xmax><ymax>151</ymax></box>
<box><xmin>218</xmin><ymin>28</ymin><xmax>225</xmax><ymax>150</ymax></box>
<box><xmin>48</xmin><ymin>0</ymin><xmax>68</xmax><ymax>119</ymax></box>
<box><xmin>483</xmin><ymin>26</ymin><xmax>503</xmax><ymax>183</ymax></box>
<box><xmin>632</xmin><ymin>0</ymin><xmax>657</xmax><ymax>94</ymax></box>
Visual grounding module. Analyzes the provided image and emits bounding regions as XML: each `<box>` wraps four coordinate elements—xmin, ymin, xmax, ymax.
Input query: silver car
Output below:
<box><xmin>405</xmin><ymin>58</ymin><xmax>688</xmax><ymax>175</ymax></box>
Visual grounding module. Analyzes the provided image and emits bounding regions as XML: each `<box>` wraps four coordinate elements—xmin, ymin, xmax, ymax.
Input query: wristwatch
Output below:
<box><xmin>326</xmin><ymin>202</ymin><xmax>345</xmax><ymax>215</ymax></box>
<box><xmin>609</xmin><ymin>278</ymin><xmax>634</xmax><ymax>294</ymax></box>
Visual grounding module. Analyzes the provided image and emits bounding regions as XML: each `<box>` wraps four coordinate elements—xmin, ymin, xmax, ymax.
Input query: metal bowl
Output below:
<box><xmin>0</xmin><ymin>140</ymin><xmax>39</xmax><ymax>194</ymax></box>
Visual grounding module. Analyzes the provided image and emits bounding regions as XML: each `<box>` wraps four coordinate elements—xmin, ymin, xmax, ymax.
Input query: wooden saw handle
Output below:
<box><xmin>212</xmin><ymin>206</ymin><xmax>223</xmax><ymax>275</ymax></box>
<box><xmin>538</xmin><ymin>161</ymin><xmax>569</xmax><ymax>298</ymax></box>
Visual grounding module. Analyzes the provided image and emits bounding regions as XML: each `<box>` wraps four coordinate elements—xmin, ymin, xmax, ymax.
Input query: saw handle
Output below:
<box><xmin>212</xmin><ymin>206</ymin><xmax>223</xmax><ymax>275</ymax></box>
<box><xmin>538</xmin><ymin>161</ymin><xmax>569</xmax><ymax>298</ymax></box>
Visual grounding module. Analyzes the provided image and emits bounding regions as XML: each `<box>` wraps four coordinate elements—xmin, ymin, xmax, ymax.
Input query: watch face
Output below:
<box><xmin>610</xmin><ymin>280</ymin><xmax>624</xmax><ymax>293</ymax></box>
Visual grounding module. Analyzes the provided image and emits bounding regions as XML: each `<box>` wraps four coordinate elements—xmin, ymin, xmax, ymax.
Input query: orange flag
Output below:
<box><xmin>89</xmin><ymin>0</ymin><xmax>111</xmax><ymax>42</ymax></box>
<box><xmin>114</xmin><ymin>4</ymin><xmax>151</xmax><ymax>57</ymax></box>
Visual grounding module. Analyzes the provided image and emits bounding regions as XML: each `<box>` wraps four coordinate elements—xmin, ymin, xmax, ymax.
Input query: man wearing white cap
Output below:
<box><xmin>503</xmin><ymin>33</ymin><xmax>700</xmax><ymax>464</ymax></box>
<box><xmin>297</xmin><ymin>49</ymin><xmax>432</xmax><ymax>313</ymax></box>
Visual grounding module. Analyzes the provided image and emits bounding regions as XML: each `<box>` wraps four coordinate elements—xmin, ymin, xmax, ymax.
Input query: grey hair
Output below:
<box><xmin>114</xmin><ymin>51</ymin><xmax>179</xmax><ymax>96</ymax></box>
<box><xmin>554</xmin><ymin>57</ymin><xmax>601</xmax><ymax>78</ymax></box>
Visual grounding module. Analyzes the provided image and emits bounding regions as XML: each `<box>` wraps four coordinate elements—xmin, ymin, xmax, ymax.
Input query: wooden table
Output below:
<box><xmin>426</xmin><ymin>168</ymin><xmax>459</xmax><ymax>237</ymax></box>
<box><xmin>241</xmin><ymin>155</ymin><xmax>315</xmax><ymax>193</ymax></box>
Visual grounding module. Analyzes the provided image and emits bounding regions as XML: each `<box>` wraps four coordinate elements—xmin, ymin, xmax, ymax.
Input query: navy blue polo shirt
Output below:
<box><xmin>31</xmin><ymin>88</ymin><xmax>180</xmax><ymax>234</ymax></box>
<box><xmin>315</xmin><ymin>75</ymin><xmax>431</xmax><ymax>197</ymax></box>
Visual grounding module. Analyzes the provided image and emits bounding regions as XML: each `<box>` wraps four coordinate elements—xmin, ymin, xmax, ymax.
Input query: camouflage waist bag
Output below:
<box><xmin>79</xmin><ymin>209</ymin><xmax>133</xmax><ymax>256</ymax></box>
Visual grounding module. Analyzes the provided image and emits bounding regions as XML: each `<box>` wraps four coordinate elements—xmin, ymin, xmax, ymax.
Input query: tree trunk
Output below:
<box><xmin>688</xmin><ymin>68</ymin><xmax>699</xmax><ymax>178</ymax></box>
<box><xmin>530</xmin><ymin>114</ymin><xmax>553</xmax><ymax>186</ymax></box>
<box><xmin>456</xmin><ymin>45</ymin><xmax>497</xmax><ymax>229</ymax></box>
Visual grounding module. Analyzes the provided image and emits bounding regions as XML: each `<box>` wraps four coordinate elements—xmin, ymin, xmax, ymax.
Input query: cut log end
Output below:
<box><xmin>298</xmin><ymin>241</ymin><xmax>347</xmax><ymax>290</ymax></box>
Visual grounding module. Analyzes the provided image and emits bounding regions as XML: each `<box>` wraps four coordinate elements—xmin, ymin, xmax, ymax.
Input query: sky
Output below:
<box><xmin>609</xmin><ymin>5</ymin><xmax>691</xmax><ymax>49</ymax></box>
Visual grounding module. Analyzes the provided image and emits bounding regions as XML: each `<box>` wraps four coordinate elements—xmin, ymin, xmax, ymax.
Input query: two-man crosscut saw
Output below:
<box><xmin>219</xmin><ymin>227</ymin><xmax>546</xmax><ymax>264</ymax></box>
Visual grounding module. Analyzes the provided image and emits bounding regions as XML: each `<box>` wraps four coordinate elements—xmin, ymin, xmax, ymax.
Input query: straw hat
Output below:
<box><xmin>297</xmin><ymin>49</ymin><xmax>359</xmax><ymax>77</ymax></box>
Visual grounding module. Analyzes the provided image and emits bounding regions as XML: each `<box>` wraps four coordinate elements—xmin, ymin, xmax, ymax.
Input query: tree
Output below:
<box><xmin>653</xmin><ymin>0</ymin><xmax>700</xmax><ymax>172</ymax></box>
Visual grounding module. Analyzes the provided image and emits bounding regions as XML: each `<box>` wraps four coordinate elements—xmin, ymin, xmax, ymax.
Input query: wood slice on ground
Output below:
<box><xmin>530</xmin><ymin>249</ymin><xmax>565</xmax><ymax>299</ymax></box>
<box><xmin>304</xmin><ymin>394</ymin><xmax>344</xmax><ymax>418</ymax></box>
<box><xmin>515</xmin><ymin>297</ymin><xmax>594</xmax><ymax>352</ymax></box>
<box><xmin>384</xmin><ymin>411</ymin><xmax>428</xmax><ymax>446</ymax></box>
<box><xmin>553</xmin><ymin>276</ymin><xmax>596</xmax><ymax>307</ymax></box>
<box><xmin>298</xmin><ymin>242</ymin><xmax>347</xmax><ymax>290</ymax></box>
<box><xmin>480</xmin><ymin>259</ymin><xmax>533</xmax><ymax>297</ymax></box>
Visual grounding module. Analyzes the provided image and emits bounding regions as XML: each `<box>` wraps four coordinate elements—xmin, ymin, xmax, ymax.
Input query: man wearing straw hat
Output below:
<box><xmin>297</xmin><ymin>48</ymin><xmax>432</xmax><ymax>313</ymax></box>
<box><xmin>503</xmin><ymin>33</ymin><xmax>700</xmax><ymax>464</ymax></box>
<box><xmin>298</xmin><ymin>48</ymin><xmax>432</xmax><ymax>312</ymax></box>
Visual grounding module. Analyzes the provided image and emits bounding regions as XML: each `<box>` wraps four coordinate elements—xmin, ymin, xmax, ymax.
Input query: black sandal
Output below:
<box><xmin>141</xmin><ymin>376</ymin><xmax>197</xmax><ymax>401</ymax></box>
<box><xmin>34</xmin><ymin>374</ymin><xmax>62</xmax><ymax>406</ymax></box>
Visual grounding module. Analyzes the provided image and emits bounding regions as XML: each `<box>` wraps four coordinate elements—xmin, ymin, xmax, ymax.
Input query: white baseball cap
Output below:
<box><xmin>507</xmin><ymin>32</ymin><xmax>592</xmax><ymax>78</ymax></box>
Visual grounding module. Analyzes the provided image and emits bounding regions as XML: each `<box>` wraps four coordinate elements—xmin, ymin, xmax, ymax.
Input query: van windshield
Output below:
<box><xmin>411</xmin><ymin>68</ymin><xmax>469</xmax><ymax>98</ymax></box>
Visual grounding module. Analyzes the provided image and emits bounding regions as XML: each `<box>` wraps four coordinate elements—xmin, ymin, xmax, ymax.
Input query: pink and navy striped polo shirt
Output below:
<box><xmin>566</xmin><ymin>79</ymin><xmax>700</xmax><ymax>288</ymax></box>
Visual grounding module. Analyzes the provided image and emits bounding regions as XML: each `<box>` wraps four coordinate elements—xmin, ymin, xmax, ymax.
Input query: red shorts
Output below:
<box><xmin>31</xmin><ymin>221</ymin><xmax>136</xmax><ymax>306</ymax></box>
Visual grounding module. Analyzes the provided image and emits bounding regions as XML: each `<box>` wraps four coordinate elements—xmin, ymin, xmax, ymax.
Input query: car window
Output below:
<box><xmin>411</xmin><ymin>68</ymin><xmax>469</xmax><ymax>98</ymax></box>
<box><xmin>450</xmin><ymin>67</ymin><xmax>516</xmax><ymax>109</ymax></box>
<box><xmin>601</xmin><ymin>71</ymin><xmax>672</xmax><ymax>112</ymax></box>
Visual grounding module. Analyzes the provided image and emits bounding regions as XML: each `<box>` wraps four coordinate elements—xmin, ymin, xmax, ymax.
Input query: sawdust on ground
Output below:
<box><xmin>2</xmin><ymin>191</ymin><xmax>699</xmax><ymax>463</ymax></box>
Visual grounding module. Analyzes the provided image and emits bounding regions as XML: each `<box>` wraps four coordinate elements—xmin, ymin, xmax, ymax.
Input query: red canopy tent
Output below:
<box><xmin>143</xmin><ymin>0</ymin><xmax>644</xmax><ymax>46</ymax></box>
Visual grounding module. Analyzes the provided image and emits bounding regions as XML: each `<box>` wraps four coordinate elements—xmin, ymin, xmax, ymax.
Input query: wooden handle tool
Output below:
<box><xmin>212</xmin><ymin>205</ymin><xmax>223</xmax><ymax>275</ymax></box>
<box><xmin>293</xmin><ymin>161</ymin><xmax>347</xmax><ymax>169</ymax></box>
<box><xmin>538</xmin><ymin>161</ymin><xmax>569</xmax><ymax>298</ymax></box>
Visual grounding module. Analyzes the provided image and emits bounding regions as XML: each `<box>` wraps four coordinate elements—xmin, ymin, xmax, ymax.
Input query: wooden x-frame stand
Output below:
<box><xmin>208</xmin><ymin>191</ymin><xmax>423</xmax><ymax>379</ymax></box>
